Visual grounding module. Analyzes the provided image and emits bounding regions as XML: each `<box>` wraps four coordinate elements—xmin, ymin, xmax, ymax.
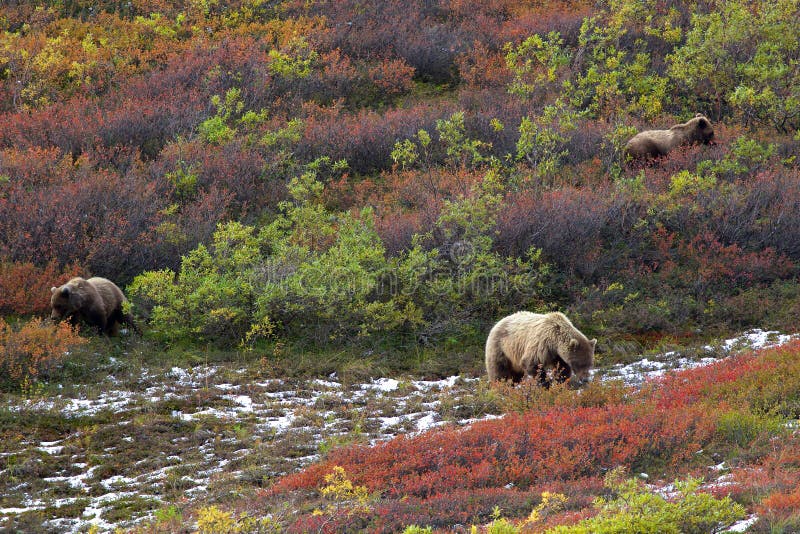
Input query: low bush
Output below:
<box><xmin>546</xmin><ymin>470</ymin><xmax>745</xmax><ymax>534</ymax></box>
<box><xmin>0</xmin><ymin>317</ymin><xmax>86</xmax><ymax>391</ymax></box>
<box><xmin>0</xmin><ymin>261</ymin><xmax>83</xmax><ymax>316</ymax></box>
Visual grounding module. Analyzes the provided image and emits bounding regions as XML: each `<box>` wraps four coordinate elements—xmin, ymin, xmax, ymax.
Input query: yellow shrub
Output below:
<box><xmin>0</xmin><ymin>317</ymin><xmax>86</xmax><ymax>390</ymax></box>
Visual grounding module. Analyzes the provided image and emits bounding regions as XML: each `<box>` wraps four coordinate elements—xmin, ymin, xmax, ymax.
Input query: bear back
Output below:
<box><xmin>625</xmin><ymin>113</ymin><xmax>714</xmax><ymax>159</ymax></box>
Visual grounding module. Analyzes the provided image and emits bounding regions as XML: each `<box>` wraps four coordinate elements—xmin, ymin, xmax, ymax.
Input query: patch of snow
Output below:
<box><xmin>82</xmin><ymin>491</ymin><xmax>139</xmax><ymax>532</ymax></box>
<box><xmin>169</xmin><ymin>365</ymin><xmax>217</xmax><ymax>387</ymax></box>
<box><xmin>377</xmin><ymin>416</ymin><xmax>404</xmax><ymax>429</ymax></box>
<box><xmin>0</xmin><ymin>506</ymin><xmax>44</xmax><ymax>514</ymax></box>
<box><xmin>414</xmin><ymin>412</ymin><xmax>440</xmax><ymax>432</ymax></box>
<box><xmin>459</xmin><ymin>414</ymin><xmax>502</xmax><ymax>425</ymax></box>
<box><xmin>600</xmin><ymin>329</ymin><xmax>798</xmax><ymax>387</ymax></box>
<box><xmin>38</xmin><ymin>441</ymin><xmax>65</xmax><ymax>455</ymax></box>
<box><xmin>178</xmin><ymin>407</ymin><xmax>240</xmax><ymax>420</ymax></box>
<box><xmin>46</xmin><ymin>465</ymin><xmax>99</xmax><ymax>490</ymax></box>
<box><xmin>363</xmin><ymin>377</ymin><xmax>400</xmax><ymax>392</ymax></box>
<box><xmin>721</xmin><ymin>329</ymin><xmax>796</xmax><ymax>353</ymax></box>
<box><xmin>651</xmin><ymin>482</ymin><xmax>678</xmax><ymax>499</ymax></box>
<box><xmin>263</xmin><ymin>390</ymin><xmax>298</xmax><ymax>399</ymax></box>
<box><xmin>724</xmin><ymin>515</ymin><xmax>759</xmax><ymax>532</ymax></box>
<box><xmin>258</xmin><ymin>413</ymin><xmax>296</xmax><ymax>432</ymax></box>
<box><xmin>412</xmin><ymin>376</ymin><xmax>471</xmax><ymax>390</ymax></box>
<box><xmin>223</xmin><ymin>395</ymin><xmax>254</xmax><ymax>412</ymax></box>
<box><xmin>61</xmin><ymin>392</ymin><xmax>135</xmax><ymax>417</ymax></box>
<box><xmin>310</xmin><ymin>379</ymin><xmax>341</xmax><ymax>389</ymax></box>
<box><xmin>704</xmin><ymin>472</ymin><xmax>737</xmax><ymax>492</ymax></box>
<box><xmin>101</xmin><ymin>475</ymin><xmax>137</xmax><ymax>490</ymax></box>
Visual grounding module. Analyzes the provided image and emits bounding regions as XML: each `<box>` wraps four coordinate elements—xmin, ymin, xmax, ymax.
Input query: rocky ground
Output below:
<box><xmin>0</xmin><ymin>330</ymin><xmax>794</xmax><ymax>533</ymax></box>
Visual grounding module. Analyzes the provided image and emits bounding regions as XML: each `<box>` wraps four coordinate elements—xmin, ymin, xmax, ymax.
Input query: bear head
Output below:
<box><xmin>687</xmin><ymin>113</ymin><xmax>714</xmax><ymax>145</ymax></box>
<box><xmin>50</xmin><ymin>279</ymin><xmax>84</xmax><ymax>321</ymax></box>
<box><xmin>563</xmin><ymin>337</ymin><xmax>596</xmax><ymax>385</ymax></box>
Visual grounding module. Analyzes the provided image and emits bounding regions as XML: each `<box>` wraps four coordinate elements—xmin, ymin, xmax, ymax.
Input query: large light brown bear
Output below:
<box><xmin>485</xmin><ymin>311</ymin><xmax>595</xmax><ymax>387</ymax></box>
<box><xmin>625</xmin><ymin>113</ymin><xmax>714</xmax><ymax>159</ymax></box>
<box><xmin>50</xmin><ymin>277</ymin><xmax>138</xmax><ymax>335</ymax></box>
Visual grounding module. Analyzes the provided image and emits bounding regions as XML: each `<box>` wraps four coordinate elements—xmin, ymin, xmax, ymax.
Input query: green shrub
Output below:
<box><xmin>131</xmin><ymin>165</ymin><xmax>551</xmax><ymax>348</ymax></box>
<box><xmin>716</xmin><ymin>410</ymin><xmax>785</xmax><ymax>449</ymax></box>
<box><xmin>669</xmin><ymin>0</ymin><xmax>800</xmax><ymax>133</ymax></box>
<box><xmin>546</xmin><ymin>469</ymin><xmax>745</xmax><ymax>534</ymax></box>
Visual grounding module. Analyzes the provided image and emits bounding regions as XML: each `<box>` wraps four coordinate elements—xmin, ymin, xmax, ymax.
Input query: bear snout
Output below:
<box><xmin>570</xmin><ymin>369</ymin><xmax>591</xmax><ymax>387</ymax></box>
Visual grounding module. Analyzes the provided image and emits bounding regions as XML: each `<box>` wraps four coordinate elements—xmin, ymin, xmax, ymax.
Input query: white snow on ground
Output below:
<box><xmin>223</xmin><ymin>394</ymin><xmax>254</xmax><ymax>411</ymax></box>
<box><xmin>169</xmin><ymin>365</ymin><xmax>217</xmax><ymax>387</ymax></box>
<box><xmin>362</xmin><ymin>377</ymin><xmax>400</xmax><ymax>392</ymax></box>
<box><xmin>38</xmin><ymin>440</ymin><xmax>64</xmax><ymax>455</ymax></box>
<box><xmin>725</xmin><ymin>515</ymin><xmax>759</xmax><ymax>532</ymax></box>
<box><xmin>413</xmin><ymin>375</ymin><xmax>463</xmax><ymax>390</ymax></box>
<box><xmin>598</xmin><ymin>329</ymin><xmax>798</xmax><ymax>386</ymax></box>
<box><xmin>414</xmin><ymin>412</ymin><xmax>441</xmax><ymax>432</ymax></box>
<box><xmin>2</xmin><ymin>328</ymin><xmax>794</xmax><ymax>532</ymax></box>
<box><xmin>722</xmin><ymin>330</ymin><xmax>796</xmax><ymax>352</ymax></box>
<box><xmin>598</xmin><ymin>355</ymin><xmax>720</xmax><ymax>386</ymax></box>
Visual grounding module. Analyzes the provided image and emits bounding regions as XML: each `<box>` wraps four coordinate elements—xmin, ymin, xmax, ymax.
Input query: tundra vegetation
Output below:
<box><xmin>1</xmin><ymin>0</ymin><xmax>800</xmax><ymax>531</ymax></box>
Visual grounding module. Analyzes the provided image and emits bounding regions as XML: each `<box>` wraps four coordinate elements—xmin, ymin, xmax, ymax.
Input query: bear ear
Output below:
<box><xmin>695</xmin><ymin>112</ymin><xmax>703</xmax><ymax>118</ymax></box>
<box><xmin>51</xmin><ymin>286</ymin><xmax>58</xmax><ymax>294</ymax></box>
<box><xmin>590</xmin><ymin>338</ymin><xmax>597</xmax><ymax>348</ymax></box>
<box><xmin>569</xmin><ymin>338</ymin><xmax>579</xmax><ymax>349</ymax></box>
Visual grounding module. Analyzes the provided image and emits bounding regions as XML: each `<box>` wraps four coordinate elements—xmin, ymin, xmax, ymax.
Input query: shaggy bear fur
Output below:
<box><xmin>50</xmin><ymin>277</ymin><xmax>138</xmax><ymax>335</ymax></box>
<box><xmin>625</xmin><ymin>113</ymin><xmax>714</xmax><ymax>159</ymax></box>
<box><xmin>485</xmin><ymin>311</ymin><xmax>596</xmax><ymax>387</ymax></box>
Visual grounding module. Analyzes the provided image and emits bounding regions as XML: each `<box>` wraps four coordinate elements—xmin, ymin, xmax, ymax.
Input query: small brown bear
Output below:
<box><xmin>50</xmin><ymin>277</ymin><xmax>138</xmax><ymax>335</ymax></box>
<box><xmin>485</xmin><ymin>311</ymin><xmax>595</xmax><ymax>387</ymax></box>
<box><xmin>625</xmin><ymin>113</ymin><xmax>714</xmax><ymax>159</ymax></box>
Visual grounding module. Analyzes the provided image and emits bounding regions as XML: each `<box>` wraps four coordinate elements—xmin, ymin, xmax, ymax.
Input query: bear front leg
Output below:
<box><xmin>536</xmin><ymin>366</ymin><xmax>553</xmax><ymax>388</ymax></box>
<box><xmin>553</xmin><ymin>357</ymin><xmax>572</xmax><ymax>384</ymax></box>
<box><xmin>524</xmin><ymin>360</ymin><xmax>551</xmax><ymax>388</ymax></box>
<box><xmin>83</xmin><ymin>308</ymin><xmax>108</xmax><ymax>335</ymax></box>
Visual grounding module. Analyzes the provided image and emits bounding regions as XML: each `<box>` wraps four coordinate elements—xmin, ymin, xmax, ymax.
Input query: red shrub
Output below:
<box><xmin>368</xmin><ymin>58</ymin><xmax>416</xmax><ymax>97</ymax></box>
<box><xmin>0</xmin><ymin>155</ymin><xmax>229</xmax><ymax>284</ymax></box>
<box><xmin>153</xmin><ymin>137</ymin><xmax>283</xmax><ymax>213</ymax></box>
<box><xmin>297</xmin><ymin>102</ymin><xmax>455</xmax><ymax>174</ymax></box>
<box><xmin>496</xmin><ymin>185</ymin><xmax>620</xmax><ymax>280</ymax></box>
<box><xmin>0</xmin><ymin>261</ymin><xmax>84</xmax><ymax>316</ymax></box>
<box><xmin>759</xmin><ymin>486</ymin><xmax>800</xmax><ymax>519</ymax></box>
<box><xmin>731</xmin><ymin>432</ymin><xmax>800</xmax><ymax>526</ymax></box>
<box><xmin>269</xmin><ymin>402</ymin><xmax>714</xmax><ymax>529</ymax></box>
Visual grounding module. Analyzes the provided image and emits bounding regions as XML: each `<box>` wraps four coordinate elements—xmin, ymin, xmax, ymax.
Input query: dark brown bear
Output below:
<box><xmin>50</xmin><ymin>277</ymin><xmax>138</xmax><ymax>335</ymax></box>
<box><xmin>485</xmin><ymin>311</ymin><xmax>595</xmax><ymax>388</ymax></box>
<box><xmin>625</xmin><ymin>113</ymin><xmax>714</xmax><ymax>159</ymax></box>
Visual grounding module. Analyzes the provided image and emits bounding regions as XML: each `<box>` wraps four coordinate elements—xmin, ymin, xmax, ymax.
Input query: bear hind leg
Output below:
<box><xmin>110</xmin><ymin>308</ymin><xmax>140</xmax><ymax>335</ymax></box>
<box><xmin>489</xmin><ymin>352</ymin><xmax>524</xmax><ymax>383</ymax></box>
